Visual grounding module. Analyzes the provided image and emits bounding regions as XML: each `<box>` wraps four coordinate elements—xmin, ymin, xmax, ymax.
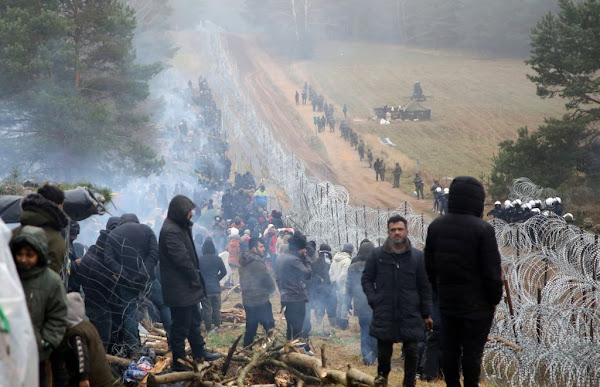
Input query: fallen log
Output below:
<box><xmin>106</xmin><ymin>354</ymin><xmax>132</xmax><ymax>367</ymax></box>
<box><xmin>147</xmin><ymin>362</ymin><xmax>211</xmax><ymax>385</ymax></box>
<box><xmin>280</xmin><ymin>352</ymin><xmax>374</xmax><ymax>386</ymax></box>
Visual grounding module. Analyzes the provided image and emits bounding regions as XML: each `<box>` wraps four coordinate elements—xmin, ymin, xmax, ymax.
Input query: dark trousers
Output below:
<box><xmin>422</xmin><ymin>329</ymin><xmax>443</xmax><ymax>380</ymax></box>
<box><xmin>358</xmin><ymin>316</ymin><xmax>378</xmax><ymax>364</ymax></box>
<box><xmin>111</xmin><ymin>286</ymin><xmax>140</xmax><ymax>356</ymax></box>
<box><xmin>39</xmin><ymin>361</ymin><xmax>47</xmax><ymax>387</ymax></box>
<box><xmin>170</xmin><ymin>304</ymin><xmax>206</xmax><ymax>362</ymax></box>
<box><xmin>282</xmin><ymin>301</ymin><xmax>306</xmax><ymax>340</ymax></box>
<box><xmin>149</xmin><ymin>279</ymin><xmax>171</xmax><ymax>339</ymax></box>
<box><xmin>201</xmin><ymin>293</ymin><xmax>222</xmax><ymax>330</ymax></box>
<box><xmin>86</xmin><ymin>299</ymin><xmax>112</xmax><ymax>350</ymax></box>
<box><xmin>243</xmin><ymin>301</ymin><xmax>275</xmax><ymax>347</ymax></box>
<box><xmin>378</xmin><ymin>340</ymin><xmax>418</xmax><ymax>387</ymax></box>
<box><xmin>441</xmin><ymin>313</ymin><xmax>494</xmax><ymax>387</ymax></box>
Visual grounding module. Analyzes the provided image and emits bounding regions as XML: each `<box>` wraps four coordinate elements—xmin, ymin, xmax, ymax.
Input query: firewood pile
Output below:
<box><xmin>108</xmin><ymin>326</ymin><xmax>375</xmax><ymax>386</ymax></box>
<box><xmin>221</xmin><ymin>307</ymin><xmax>246</xmax><ymax>324</ymax></box>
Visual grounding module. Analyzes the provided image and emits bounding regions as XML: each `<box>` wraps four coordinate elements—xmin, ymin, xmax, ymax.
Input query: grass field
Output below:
<box><xmin>285</xmin><ymin>40</ymin><xmax>565</xmax><ymax>179</ymax></box>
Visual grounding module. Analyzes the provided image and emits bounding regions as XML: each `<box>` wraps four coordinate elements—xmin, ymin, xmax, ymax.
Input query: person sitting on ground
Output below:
<box><xmin>11</xmin><ymin>225</ymin><xmax>68</xmax><ymax>387</ymax></box>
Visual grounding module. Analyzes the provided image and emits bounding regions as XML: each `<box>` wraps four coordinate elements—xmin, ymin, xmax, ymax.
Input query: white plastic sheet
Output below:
<box><xmin>0</xmin><ymin>219</ymin><xmax>39</xmax><ymax>387</ymax></box>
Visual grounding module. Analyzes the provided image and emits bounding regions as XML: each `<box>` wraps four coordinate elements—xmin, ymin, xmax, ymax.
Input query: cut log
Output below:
<box><xmin>106</xmin><ymin>354</ymin><xmax>132</xmax><ymax>367</ymax></box>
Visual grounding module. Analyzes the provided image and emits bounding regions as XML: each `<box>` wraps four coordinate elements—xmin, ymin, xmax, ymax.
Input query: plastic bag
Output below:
<box><xmin>123</xmin><ymin>356</ymin><xmax>154</xmax><ymax>382</ymax></box>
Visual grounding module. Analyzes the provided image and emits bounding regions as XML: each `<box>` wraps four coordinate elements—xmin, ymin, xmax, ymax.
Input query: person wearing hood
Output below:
<box><xmin>276</xmin><ymin>231</ymin><xmax>311</xmax><ymax>342</ymax></box>
<box><xmin>63</xmin><ymin>292</ymin><xmax>115</xmax><ymax>387</ymax></box>
<box><xmin>77</xmin><ymin>216</ymin><xmax>120</xmax><ymax>348</ymax></box>
<box><xmin>103</xmin><ymin>213</ymin><xmax>158</xmax><ymax>357</ymax></box>
<box><xmin>159</xmin><ymin>195</ymin><xmax>221</xmax><ymax>371</ymax></box>
<box><xmin>198</xmin><ymin>237</ymin><xmax>227</xmax><ymax>332</ymax></box>
<box><xmin>329</xmin><ymin>243</ymin><xmax>353</xmax><ymax>329</ymax></box>
<box><xmin>13</xmin><ymin>185</ymin><xmax>70</xmax><ymax>275</ymax></box>
<box><xmin>11</xmin><ymin>225</ymin><xmax>68</xmax><ymax>387</ymax></box>
<box><xmin>346</xmin><ymin>240</ymin><xmax>377</xmax><ymax>365</ymax></box>
<box><xmin>312</xmin><ymin>244</ymin><xmax>336</xmax><ymax>328</ymax></box>
<box><xmin>425</xmin><ymin>176</ymin><xmax>502</xmax><ymax>387</ymax></box>
<box><xmin>239</xmin><ymin>237</ymin><xmax>276</xmax><ymax>347</ymax></box>
<box><xmin>362</xmin><ymin>215</ymin><xmax>433</xmax><ymax>387</ymax></box>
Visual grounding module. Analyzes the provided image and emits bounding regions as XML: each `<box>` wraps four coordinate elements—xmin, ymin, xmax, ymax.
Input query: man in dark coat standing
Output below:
<box><xmin>362</xmin><ymin>215</ymin><xmax>433</xmax><ymax>387</ymax></box>
<box><xmin>276</xmin><ymin>231</ymin><xmax>311</xmax><ymax>342</ymax></box>
<box><xmin>240</xmin><ymin>237</ymin><xmax>276</xmax><ymax>347</ymax></box>
<box><xmin>159</xmin><ymin>195</ymin><xmax>221</xmax><ymax>371</ymax></box>
<box><xmin>424</xmin><ymin>176</ymin><xmax>503</xmax><ymax>387</ymax></box>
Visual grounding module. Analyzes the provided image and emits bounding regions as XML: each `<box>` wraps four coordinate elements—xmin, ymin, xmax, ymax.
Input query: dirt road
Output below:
<box><xmin>226</xmin><ymin>35</ymin><xmax>433</xmax><ymax>215</ymax></box>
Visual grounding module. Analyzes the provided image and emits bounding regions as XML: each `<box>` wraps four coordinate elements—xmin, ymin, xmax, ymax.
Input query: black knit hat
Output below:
<box><xmin>319</xmin><ymin>243</ymin><xmax>331</xmax><ymax>251</ymax></box>
<box><xmin>288</xmin><ymin>231</ymin><xmax>307</xmax><ymax>251</ymax></box>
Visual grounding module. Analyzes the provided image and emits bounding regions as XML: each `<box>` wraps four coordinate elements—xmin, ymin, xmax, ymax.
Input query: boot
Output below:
<box><xmin>374</xmin><ymin>374</ymin><xmax>388</xmax><ymax>387</ymax></box>
<box><xmin>196</xmin><ymin>350</ymin><xmax>222</xmax><ymax>362</ymax></box>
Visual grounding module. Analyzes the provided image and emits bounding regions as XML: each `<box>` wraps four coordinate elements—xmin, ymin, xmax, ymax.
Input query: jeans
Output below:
<box><xmin>201</xmin><ymin>293</ymin><xmax>222</xmax><ymax>330</ymax></box>
<box><xmin>243</xmin><ymin>301</ymin><xmax>275</xmax><ymax>347</ymax></box>
<box><xmin>358</xmin><ymin>316</ymin><xmax>377</xmax><ymax>364</ymax></box>
<box><xmin>86</xmin><ymin>299</ymin><xmax>112</xmax><ymax>350</ymax></box>
<box><xmin>111</xmin><ymin>286</ymin><xmax>141</xmax><ymax>356</ymax></box>
<box><xmin>301</xmin><ymin>302</ymin><xmax>313</xmax><ymax>339</ymax></box>
<box><xmin>170</xmin><ymin>304</ymin><xmax>206</xmax><ymax>362</ymax></box>
<box><xmin>149</xmin><ymin>279</ymin><xmax>171</xmax><ymax>339</ymax></box>
<box><xmin>378</xmin><ymin>340</ymin><xmax>418</xmax><ymax>387</ymax></box>
<box><xmin>282</xmin><ymin>301</ymin><xmax>306</xmax><ymax>340</ymax></box>
<box><xmin>441</xmin><ymin>313</ymin><xmax>494</xmax><ymax>387</ymax></box>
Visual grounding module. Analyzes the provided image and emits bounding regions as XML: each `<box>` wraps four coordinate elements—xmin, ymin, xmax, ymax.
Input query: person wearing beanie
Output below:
<box><xmin>362</xmin><ymin>215</ymin><xmax>433</xmax><ymax>387</ymax></box>
<box><xmin>63</xmin><ymin>292</ymin><xmax>115</xmax><ymax>387</ymax></box>
<box><xmin>11</xmin><ymin>225</ymin><xmax>68</xmax><ymax>387</ymax></box>
<box><xmin>198</xmin><ymin>237</ymin><xmax>228</xmax><ymax>332</ymax></box>
<box><xmin>425</xmin><ymin>176</ymin><xmax>502</xmax><ymax>387</ymax></box>
<box><xmin>276</xmin><ymin>231</ymin><xmax>312</xmax><ymax>344</ymax></box>
<box><xmin>329</xmin><ymin>243</ymin><xmax>354</xmax><ymax>329</ymax></box>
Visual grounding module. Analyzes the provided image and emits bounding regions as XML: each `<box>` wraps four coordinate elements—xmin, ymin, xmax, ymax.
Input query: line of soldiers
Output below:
<box><xmin>487</xmin><ymin>197</ymin><xmax>564</xmax><ymax>223</ymax></box>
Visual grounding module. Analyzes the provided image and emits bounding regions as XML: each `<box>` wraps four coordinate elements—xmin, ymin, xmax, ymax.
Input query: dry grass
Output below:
<box><xmin>284</xmin><ymin>40</ymin><xmax>565</xmax><ymax>179</ymax></box>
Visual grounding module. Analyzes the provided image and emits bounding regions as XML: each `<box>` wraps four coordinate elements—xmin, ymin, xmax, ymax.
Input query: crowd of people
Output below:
<box><xmin>4</xmin><ymin>75</ymin><xmax>506</xmax><ymax>387</ymax></box>
<box><xmin>486</xmin><ymin>197</ymin><xmax>567</xmax><ymax>223</ymax></box>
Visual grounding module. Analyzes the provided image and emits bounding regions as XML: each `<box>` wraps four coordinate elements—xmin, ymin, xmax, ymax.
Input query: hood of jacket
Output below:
<box><xmin>66</xmin><ymin>292</ymin><xmax>85</xmax><ymax>328</ymax></box>
<box><xmin>448</xmin><ymin>176</ymin><xmax>485</xmax><ymax>217</ymax></box>
<box><xmin>355</xmin><ymin>241</ymin><xmax>375</xmax><ymax>261</ymax></box>
<box><xmin>10</xmin><ymin>225</ymin><xmax>50</xmax><ymax>266</ymax></box>
<box><xmin>106</xmin><ymin>216</ymin><xmax>121</xmax><ymax>232</ymax></box>
<box><xmin>119</xmin><ymin>213</ymin><xmax>140</xmax><ymax>225</ymax></box>
<box><xmin>240</xmin><ymin>250</ymin><xmax>263</xmax><ymax>266</ymax></box>
<box><xmin>20</xmin><ymin>193</ymin><xmax>69</xmax><ymax>231</ymax></box>
<box><xmin>167</xmin><ymin>195</ymin><xmax>195</xmax><ymax>227</ymax></box>
<box><xmin>333</xmin><ymin>251</ymin><xmax>351</xmax><ymax>263</ymax></box>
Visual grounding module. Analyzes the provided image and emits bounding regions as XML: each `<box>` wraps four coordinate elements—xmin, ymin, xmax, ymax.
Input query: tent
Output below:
<box><xmin>0</xmin><ymin>219</ymin><xmax>39</xmax><ymax>386</ymax></box>
<box><xmin>401</xmin><ymin>100</ymin><xmax>431</xmax><ymax>120</ymax></box>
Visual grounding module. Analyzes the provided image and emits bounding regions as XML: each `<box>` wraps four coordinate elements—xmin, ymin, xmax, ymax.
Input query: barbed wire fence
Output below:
<box><xmin>196</xmin><ymin>21</ymin><xmax>600</xmax><ymax>385</ymax></box>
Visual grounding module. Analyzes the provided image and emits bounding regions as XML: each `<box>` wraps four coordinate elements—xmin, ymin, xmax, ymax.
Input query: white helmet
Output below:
<box><xmin>555</xmin><ymin>197</ymin><xmax>562</xmax><ymax>204</ymax></box>
<box><xmin>526</xmin><ymin>203</ymin><xmax>532</xmax><ymax>210</ymax></box>
<box><xmin>494</xmin><ymin>201</ymin><xmax>501</xmax><ymax>206</ymax></box>
<box><xmin>563</xmin><ymin>213</ymin><xmax>573</xmax><ymax>220</ymax></box>
<box><xmin>545</xmin><ymin>198</ymin><xmax>554</xmax><ymax>206</ymax></box>
<box><xmin>436</xmin><ymin>187</ymin><xmax>442</xmax><ymax>193</ymax></box>
<box><xmin>535</xmin><ymin>200</ymin><xmax>543</xmax><ymax>208</ymax></box>
<box><xmin>531</xmin><ymin>208</ymin><xmax>541</xmax><ymax>215</ymax></box>
<box><xmin>528</xmin><ymin>200</ymin><xmax>536</xmax><ymax>208</ymax></box>
<box><xmin>521</xmin><ymin>204</ymin><xmax>528</xmax><ymax>210</ymax></box>
<box><xmin>542</xmin><ymin>210</ymin><xmax>550</xmax><ymax>216</ymax></box>
<box><xmin>504</xmin><ymin>200</ymin><xmax>512</xmax><ymax>209</ymax></box>
<box><xmin>444</xmin><ymin>188</ymin><xmax>449</xmax><ymax>194</ymax></box>
<box><xmin>514</xmin><ymin>199</ymin><xmax>522</xmax><ymax>206</ymax></box>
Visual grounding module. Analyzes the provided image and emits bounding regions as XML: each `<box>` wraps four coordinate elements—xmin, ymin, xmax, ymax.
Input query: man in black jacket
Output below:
<box><xmin>362</xmin><ymin>215</ymin><xmax>433</xmax><ymax>387</ymax></box>
<box><xmin>240</xmin><ymin>238</ymin><xmax>276</xmax><ymax>347</ymax></box>
<box><xmin>424</xmin><ymin>176</ymin><xmax>503</xmax><ymax>387</ymax></box>
<box><xmin>159</xmin><ymin>195</ymin><xmax>221</xmax><ymax>371</ymax></box>
<box><xmin>103</xmin><ymin>213</ymin><xmax>158</xmax><ymax>356</ymax></box>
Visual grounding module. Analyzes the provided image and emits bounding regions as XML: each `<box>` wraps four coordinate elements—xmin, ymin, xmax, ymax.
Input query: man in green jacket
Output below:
<box><xmin>11</xmin><ymin>225</ymin><xmax>68</xmax><ymax>387</ymax></box>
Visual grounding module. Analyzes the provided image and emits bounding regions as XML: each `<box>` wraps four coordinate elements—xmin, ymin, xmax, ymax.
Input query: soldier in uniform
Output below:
<box><xmin>343</xmin><ymin>104</ymin><xmax>348</xmax><ymax>118</ymax></box>
<box><xmin>414</xmin><ymin>173</ymin><xmax>425</xmax><ymax>199</ymax></box>
<box><xmin>379</xmin><ymin>162</ymin><xmax>386</xmax><ymax>182</ymax></box>
<box><xmin>295</xmin><ymin>90</ymin><xmax>299</xmax><ymax>105</ymax></box>
<box><xmin>367</xmin><ymin>149</ymin><xmax>373</xmax><ymax>168</ymax></box>
<box><xmin>329</xmin><ymin>117</ymin><xmax>335</xmax><ymax>133</ymax></box>
<box><xmin>302</xmin><ymin>89</ymin><xmax>307</xmax><ymax>104</ymax></box>
<box><xmin>374</xmin><ymin>159</ymin><xmax>381</xmax><ymax>181</ymax></box>
<box><xmin>358</xmin><ymin>141</ymin><xmax>365</xmax><ymax>161</ymax></box>
<box><xmin>392</xmin><ymin>163</ymin><xmax>402</xmax><ymax>188</ymax></box>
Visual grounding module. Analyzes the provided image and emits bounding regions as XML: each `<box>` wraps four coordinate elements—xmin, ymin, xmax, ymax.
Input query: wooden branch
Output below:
<box><xmin>346</xmin><ymin>364</ymin><xmax>375</xmax><ymax>386</ymax></box>
<box><xmin>147</xmin><ymin>361</ymin><xmax>211</xmax><ymax>385</ymax></box>
<box><xmin>237</xmin><ymin>345</ymin><xmax>268</xmax><ymax>387</ymax></box>
<box><xmin>488</xmin><ymin>335</ymin><xmax>522</xmax><ymax>352</ymax></box>
<box><xmin>280</xmin><ymin>352</ymin><xmax>374</xmax><ymax>385</ymax></box>
<box><xmin>222</xmin><ymin>334</ymin><xmax>243</xmax><ymax>376</ymax></box>
<box><xmin>266</xmin><ymin>359</ymin><xmax>322</xmax><ymax>385</ymax></box>
<box><xmin>106</xmin><ymin>354</ymin><xmax>131</xmax><ymax>367</ymax></box>
<box><xmin>320</xmin><ymin>344</ymin><xmax>327</xmax><ymax>368</ymax></box>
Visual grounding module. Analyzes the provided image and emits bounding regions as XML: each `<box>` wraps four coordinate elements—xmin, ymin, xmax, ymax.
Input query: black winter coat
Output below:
<box><xmin>239</xmin><ymin>250</ymin><xmax>276</xmax><ymax>307</ymax></box>
<box><xmin>276</xmin><ymin>250</ymin><xmax>311</xmax><ymax>303</ymax></box>
<box><xmin>104</xmin><ymin>214</ymin><xmax>158</xmax><ymax>289</ymax></box>
<box><xmin>159</xmin><ymin>195</ymin><xmax>207</xmax><ymax>308</ymax></box>
<box><xmin>361</xmin><ymin>238</ymin><xmax>432</xmax><ymax>342</ymax></box>
<box><xmin>198</xmin><ymin>253</ymin><xmax>227</xmax><ymax>295</ymax></box>
<box><xmin>424</xmin><ymin>176</ymin><xmax>503</xmax><ymax>319</ymax></box>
